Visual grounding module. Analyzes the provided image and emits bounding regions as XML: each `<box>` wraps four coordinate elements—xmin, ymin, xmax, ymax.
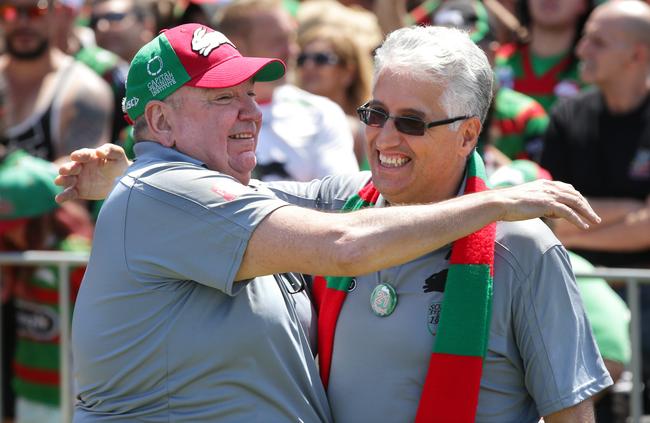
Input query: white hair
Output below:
<box><xmin>373</xmin><ymin>26</ymin><xmax>494</xmax><ymax>129</ymax></box>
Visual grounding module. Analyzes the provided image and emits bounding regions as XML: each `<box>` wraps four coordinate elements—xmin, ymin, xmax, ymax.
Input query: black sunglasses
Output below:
<box><xmin>89</xmin><ymin>11</ymin><xmax>133</xmax><ymax>28</ymax></box>
<box><xmin>296</xmin><ymin>51</ymin><xmax>340</xmax><ymax>67</ymax></box>
<box><xmin>357</xmin><ymin>103</ymin><xmax>470</xmax><ymax>136</ymax></box>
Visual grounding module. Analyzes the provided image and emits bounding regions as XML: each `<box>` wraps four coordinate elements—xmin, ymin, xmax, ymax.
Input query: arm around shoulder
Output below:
<box><xmin>236</xmin><ymin>180</ymin><xmax>600</xmax><ymax>281</ymax></box>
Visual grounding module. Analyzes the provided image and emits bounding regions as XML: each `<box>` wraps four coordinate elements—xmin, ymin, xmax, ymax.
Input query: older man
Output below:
<box><xmin>59</xmin><ymin>24</ymin><xmax>606</xmax><ymax>422</ymax></box>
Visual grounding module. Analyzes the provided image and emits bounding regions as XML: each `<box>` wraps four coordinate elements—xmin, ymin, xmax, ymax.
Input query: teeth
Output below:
<box><xmin>230</xmin><ymin>133</ymin><xmax>253</xmax><ymax>139</ymax></box>
<box><xmin>379</xmin><ymin>153</ymin><xmax>409</xmax><ymax>167</ymax></box>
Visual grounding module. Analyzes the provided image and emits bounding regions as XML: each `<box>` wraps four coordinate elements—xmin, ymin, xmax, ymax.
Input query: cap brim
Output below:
<box><xmin>188</xmin><ymin>57</ymin><xmax>286</xmax><ymax>89</ymax></box>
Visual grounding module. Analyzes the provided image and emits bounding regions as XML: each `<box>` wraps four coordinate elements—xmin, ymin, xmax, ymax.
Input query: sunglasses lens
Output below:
<box><xmin>366</xmin><ymin>109</ymin><xmax>388</xmax><ymax>126</ymax></box>
<box><xmin>297</xmin><ymin>52</ymin><xmax>338</xmax><ymax>67</ymax></box>
<box><xmin>0</xmin><ymin>6</ymin><xmax>16</xmax><ymax>21</ymax></box>
<box><xmin>313</xmin><ymin>53</ymin><xmax>330</xmax><ymax>65</ymax></box>
<box><xmin>395</xmin><ymin>118</ymin><xmax>425</xmax><ymax>136</ymax></box>
<box><xmin>0</xmin><ymin>5</ymin><xmax>47</xmax><ymax>21</ymax></box>
<box><xmin>358</xmin><ymin>108</ymin><xmax>386</xmax><ymax>127</ymax></box>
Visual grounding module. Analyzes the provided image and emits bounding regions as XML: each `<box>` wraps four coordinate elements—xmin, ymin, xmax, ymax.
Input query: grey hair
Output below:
<box><xmin>373</xmin><ymin>26</ymin><xmax>493</xmax><ymax>130</ymax></box>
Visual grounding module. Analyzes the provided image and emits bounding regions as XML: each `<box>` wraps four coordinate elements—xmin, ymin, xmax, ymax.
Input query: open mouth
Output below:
<box><xmin>229</xmin><ymin>132</ymin><xmax>255</xmax><ymax>141</ymax></box>
<box><xmin>378</xmin><ymin>152</ymin><xmax>411</xmax><ymax>168</ymax></box>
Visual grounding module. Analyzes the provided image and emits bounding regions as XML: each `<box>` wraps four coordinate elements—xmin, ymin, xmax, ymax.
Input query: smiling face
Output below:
<box><xmin>165</xmin><ymin>81</ymin><xmax>262</xmax><ymax>185</ymax></box>
<box><xmin>365</xmin><ymin>68</ymin><xmax>478</xmax><ymax>205</ymax></box>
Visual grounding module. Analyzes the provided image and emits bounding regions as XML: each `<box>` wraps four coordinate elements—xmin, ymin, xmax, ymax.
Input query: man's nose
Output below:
<box><xmin>240</xmin><ymin>96</ymin><xmax>262</xmax><ymax>121</ymax></box>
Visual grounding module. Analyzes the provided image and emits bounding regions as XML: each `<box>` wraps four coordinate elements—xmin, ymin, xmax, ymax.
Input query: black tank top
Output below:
<box><xmin>1</xmin><ymin>59</ymin><xmax>76</xmax><ymax>160</ymax></box>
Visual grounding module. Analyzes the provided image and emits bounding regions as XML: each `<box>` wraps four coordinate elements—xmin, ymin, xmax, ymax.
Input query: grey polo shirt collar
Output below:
<box><xmin>134</xmin><ymin>141</ymin><xmax>206</xmax><ymax>167</ymax></box>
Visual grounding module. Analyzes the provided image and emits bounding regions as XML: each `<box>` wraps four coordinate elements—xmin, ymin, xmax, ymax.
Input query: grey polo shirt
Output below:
<box><xmin>268</xmin><ymin>173</ymin><xmax>612</xmax><ymax>423</ymax></box>
<box><xmin>72</xmin><ymin>142</ymin><xmax>331</xmax><ymax>422</ymax></box>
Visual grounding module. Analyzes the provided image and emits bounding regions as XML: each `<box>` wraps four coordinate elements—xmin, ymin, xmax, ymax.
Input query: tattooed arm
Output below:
<box><xmin>55</xmin><ymin>62</ymin><xmax>114</xmax><ymax>162</ymax></box>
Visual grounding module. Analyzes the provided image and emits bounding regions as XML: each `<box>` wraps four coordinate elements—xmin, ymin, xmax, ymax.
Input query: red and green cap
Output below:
<box><xmin>122</xmin><ymin>23</ymin><xmax>286</xmax><ymax>121</ymax></box>
<box><xmin>0</xmin><ymin>150</ymin><xmax>61</xmax><ymax>232</ymax></box>
<box><xmin>489</xmin><ymin>159</ymin><xmax>553</xmax><ymax>188</ymax></box>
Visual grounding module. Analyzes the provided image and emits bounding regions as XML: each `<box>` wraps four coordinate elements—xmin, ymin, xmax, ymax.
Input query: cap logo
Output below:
<box><xmin>122</xmin><ymin>97</ymin><xmax>139</xmax><ymax>113</ymax></box>
<box><xmin>148</xmin><ymin>72</ymin><xmax>177</xmax><ymax>97</ymax></box>
<box><xmin>191</xmin><ymin>27</ymin><xmax>235</xmax><ymax>57</ymax></box>
<box><xmin>147</xmin><ymin>56</ymin><xmax>164</xmax><ymax>76</ymax></box>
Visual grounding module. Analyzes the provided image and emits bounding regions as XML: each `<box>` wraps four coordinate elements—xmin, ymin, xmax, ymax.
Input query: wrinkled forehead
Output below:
<box><xmin>371</xmin><ymin>67</ymin><xmax>446</xmax><ymax>111</ymax></box>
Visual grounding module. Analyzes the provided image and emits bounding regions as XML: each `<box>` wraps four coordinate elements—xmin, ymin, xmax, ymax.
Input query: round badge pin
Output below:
<box><xmin>370</xmin><ymin>283</ymin><xmax>398</xmax><ymax>317</ymax></box>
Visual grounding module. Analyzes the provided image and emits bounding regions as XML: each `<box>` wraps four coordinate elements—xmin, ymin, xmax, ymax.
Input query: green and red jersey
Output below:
<box><xmin>12</xmin><ymin>235</ymin><xmax>90</xmax><ymax>406</ymax></box>
<box><xmin>492</xmin><ymin>87</ymin><xmax>549</xmax><ymax>161</ymax></box>
<box><xmin>495</xmin><ymin>43</ymin><xmax>583</xmax><ymax>112</ymax></box>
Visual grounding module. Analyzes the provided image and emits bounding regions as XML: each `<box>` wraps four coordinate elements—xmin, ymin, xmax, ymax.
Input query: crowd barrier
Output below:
<box><xmin>0</xmin><ymin>251</ymin><xmax>648</xmax><ymax>422</ymax></box>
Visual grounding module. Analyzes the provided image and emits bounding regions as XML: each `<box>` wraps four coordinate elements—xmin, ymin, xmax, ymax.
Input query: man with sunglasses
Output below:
<box><xmin>57</xmin><ymin>25</ymin><xmax>608</xmax><ymax>422</ymax></box>
<box><xmin>0</xmin><ymin>0</ymin><xmax>113</xmax><ymax>163</ymax></box>
<box><xmin>89</xmin><ymin>0</ymin><xmax>157</xmax><ymax>63</ymax></box>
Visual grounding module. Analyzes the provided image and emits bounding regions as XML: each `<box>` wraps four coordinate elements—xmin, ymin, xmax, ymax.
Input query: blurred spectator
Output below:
<box><xmin>89</xmin><ymin>0</ymin><xmax>156</xmax><ymax>62</ymax></box>
<box><xmin>52</xmin><ymin>0</ymin><xmax>130</xmax><ymax>142</ymax></box>
<box><xmin>494</xmin><ymin>0</ymin><xmax>595</xmax><ymax>112</ymax></box>
<box><xmin>541</xmin><ymin>0</ymin><xmax>650</xmax><ymax>268</ymax></box>
<box><xmin>490</xmin><ymin>159</ymin><xmax>632</xmax><ymax>423</ymax></box>
<box><xmin>0</xmin><ymin>0</ymin><xmax>113</xmax><ymax>162</ymax></box>
<box><xmin>215</xmin><ymin>0</ymin><xmax>358</xmax><ymax>181</ymax></box>
<box><xmin>176</xmin><ymin>0</ymin><xmax>225</xmax><ymax>26</ymax></box>
<box><xmin>540</xmin><ymin>0</ymin><xmax>650</xmax><ymax>414</ymax></box>
<box><xmin>0</xmin><ymin>150</ymin><xmax>92</xmax><ymax>423</ymax></box>
<box><xmin>372</xmin><ymin>0</ymin><xmax>526</xmax><ymax>44</ymax></box>
<box><xmin>296</xmin><ymin>23</ymin><xmax>373</xmax><ymax>167</ymax></box>
<box><xmin>297</xmin><ymin>0</ymin><xmax>383</xmax><ymax>56</ymax></box>
<box><xmin>432</xmin><ymin>0</ymin><xmax>549</xmax><ymax>165</ymax></box>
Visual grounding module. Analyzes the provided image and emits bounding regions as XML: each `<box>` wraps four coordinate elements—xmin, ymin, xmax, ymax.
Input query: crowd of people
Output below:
<box><xmin>0</xmin><ymin>0</ymin><xmax>648</xmax><ymax>422</ymax></box>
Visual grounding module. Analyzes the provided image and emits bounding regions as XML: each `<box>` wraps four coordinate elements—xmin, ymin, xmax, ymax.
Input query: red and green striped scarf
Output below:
<box><xmin>313</xmin><ymin>150</ymin><xmax>496</xmax><ymax>422</ymax></box>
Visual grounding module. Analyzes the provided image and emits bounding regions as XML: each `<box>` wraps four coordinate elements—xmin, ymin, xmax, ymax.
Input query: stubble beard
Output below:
<box><xmin>5</xmin><ymin>33</ymin><xmax>49</xmax><ymax>60</ymax></box>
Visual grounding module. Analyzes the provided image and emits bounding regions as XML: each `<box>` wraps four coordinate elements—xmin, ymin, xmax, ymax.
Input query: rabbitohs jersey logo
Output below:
<box><xmin>191</xmin><ymin>27</ymin><xmax>235</xmax><ymax>57</ymax></box>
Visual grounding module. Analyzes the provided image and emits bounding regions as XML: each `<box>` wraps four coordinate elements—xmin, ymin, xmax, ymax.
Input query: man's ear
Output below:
<box><xmin>459</xmin><ymin>116</ymin><xmax>482</xmax><ymax>155</ymax></box>
<box><xmin>144</xmin><ymin>101</ymin><xmax>175</xmax><ymax>147</ymax></box>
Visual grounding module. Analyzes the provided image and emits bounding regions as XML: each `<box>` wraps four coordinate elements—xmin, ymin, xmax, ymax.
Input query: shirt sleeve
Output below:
<box><xmin>265</xmin><ymin>172</ymin><xmax>373</xmax><ymax>211</ymax></box>
<box><xmin>123</xmin><ymin>169</ymin><xmax>289</xmax><ymax>296</ymax></box>
<box><xmin>513</xmin><ymin>245</ymin><xmax>613</xmax><ymax>416</ymax></box>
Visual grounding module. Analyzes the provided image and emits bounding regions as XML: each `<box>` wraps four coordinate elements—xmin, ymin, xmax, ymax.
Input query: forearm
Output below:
<box><xmin>332</xmin><ymin>193</ymin><xmax>505</xmax><ymax>275</ymax></box>
<box><xmin>561</xmin><ymin>207</ymin><xmax>650</xmax><ymax>251</ymax></box>
<box><xmin>543</xmin><ymin>398</ymin><xmax>595</xmax><ymax>423</ymax></box>
<box><xmin>239</xmin><ymin>179</ymin><xmax>597</xmax><ymax>280</ymax></box>
<box><xmin>553</xmin><ymin>197</ymin><xmax>645</xmax><ymax>239</ymax></box>
<box><xmin>373</xmin><ymin>0</ymin><xmax>408</xmax><ymax>35</ymax></box>
<box><xmin>238</xmin><ymin>191</ymin><xmax>506</xmax><ymax>280</ymax></box>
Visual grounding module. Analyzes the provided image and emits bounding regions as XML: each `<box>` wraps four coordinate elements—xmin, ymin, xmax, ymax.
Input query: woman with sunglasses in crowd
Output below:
<box><xmin>296</xmin><ymin>24</ymin><xmax>374</xmax><ymax>169</ymax></box>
